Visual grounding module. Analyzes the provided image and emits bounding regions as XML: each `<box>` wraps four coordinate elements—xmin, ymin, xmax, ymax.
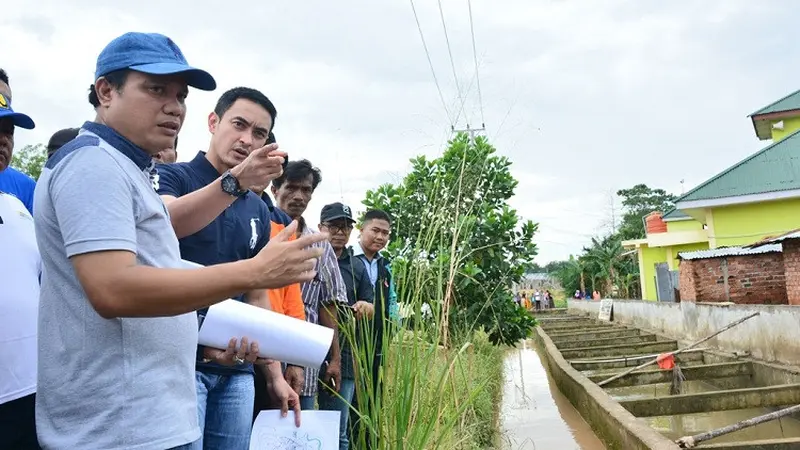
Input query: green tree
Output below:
<box><xmin>616</xmin><ymin>183</ymin><xmax>677</xmax><ymax>240</ymax></box>
<box><xmin>362</xmin><ymin>133</ymin><xmax>538</xmax><ymax>346</ymax></box>
<box><xmin>11</xmin><ymin>144</ymin><xmax>46</xmax><ymax>180</ymax></box>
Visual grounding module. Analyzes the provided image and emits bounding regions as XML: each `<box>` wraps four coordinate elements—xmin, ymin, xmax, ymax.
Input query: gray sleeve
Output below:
<box><xmin>50</xmin><ymin>149</ymin><xmax>138</xmax><ymax>257</ymax></box>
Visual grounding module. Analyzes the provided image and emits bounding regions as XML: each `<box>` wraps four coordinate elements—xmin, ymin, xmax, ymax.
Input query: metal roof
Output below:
<box><xmin>750</xmin><ymin>89</ymin><xmax>800</xmax><ymax>117</ymax></box>
<box><xmin>676</xmin><ymin>129</ymin><xmax>800</xmax><ymax>203</ymax></box>
<box><xmin>524</xmin><ymin>272</ymin><xmax>553</xmax><ymax>281</ymax></box>
<box><xmin>678</xmin><ymin>244</ymin><xmax>782</xmax><ymax>260</ymax></box>
<box><xmin>746</xmin><ymin>229</ymin><xmax>800</xmax><ymax>246</ymax></box>
<box><xmin>662</xmin><ymin>209</ymin><xmax>691</xmax><ymax>221</ymax></box>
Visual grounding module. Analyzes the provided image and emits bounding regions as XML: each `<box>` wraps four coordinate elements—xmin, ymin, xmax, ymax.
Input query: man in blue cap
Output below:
<box><xmin>0</xmin><ymin>68</ymin><xmax>37</xmax><ymax>214</ymax></box>
<box><xmin>34</xmin><ymin>32</ymin><xmax>326</xmax><ymax>450</ymax></box>
<box><xmin>0</xmin><ymin>68</ymin><xmax>42</xmax><ymax>450</ymax></box>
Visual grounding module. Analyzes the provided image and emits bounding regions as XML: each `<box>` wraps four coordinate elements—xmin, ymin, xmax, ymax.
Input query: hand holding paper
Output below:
<box><xmin>199</xmin><ymin>299</ymin><xmax>334</xmax><ymax>368</ymax></box>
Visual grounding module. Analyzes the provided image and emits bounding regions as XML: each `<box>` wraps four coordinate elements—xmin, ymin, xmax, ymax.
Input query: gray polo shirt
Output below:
<box><xmin>33</xmin><ymin>122</ymin><xmax>200</xmax><ymax>450</ymax></box>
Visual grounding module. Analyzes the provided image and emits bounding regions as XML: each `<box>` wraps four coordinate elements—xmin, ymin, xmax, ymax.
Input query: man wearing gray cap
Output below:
<box><xmin>33</xmin><ymin>32</ymin><xmax>325</xmax><ymax>449</ymax></box>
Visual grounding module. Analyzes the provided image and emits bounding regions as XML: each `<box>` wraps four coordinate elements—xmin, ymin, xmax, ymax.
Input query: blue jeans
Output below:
<box><xmin>318</xmin><ymin>378</ymin><xmax>356</xmax><ymax>450</ymax></box>
<box><xmin>300</xmin><ymin>395</ymin><xmax>316</xmax><ymax>411</ymax></box>
<box><xmin>192</xmin><ymin>372</ymin><xmax>254</xmax><ymax>450</ymax></box>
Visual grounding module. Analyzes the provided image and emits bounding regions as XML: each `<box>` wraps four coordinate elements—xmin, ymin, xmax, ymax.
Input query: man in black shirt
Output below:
<box><xmin>317</xmin><ymin>202</ymin><xmax>373</xmax><ymax>450</ymax></box>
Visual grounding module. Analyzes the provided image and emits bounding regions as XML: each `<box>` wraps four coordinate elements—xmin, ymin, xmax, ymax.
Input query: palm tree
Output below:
<box><xmin>584</xmin><ymin>237</ymin><xmax>624</xmax><ymax>296</ymax></box>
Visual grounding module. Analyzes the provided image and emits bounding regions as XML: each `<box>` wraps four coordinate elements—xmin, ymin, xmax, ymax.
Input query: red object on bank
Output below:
<box><xmin>656</xmin><ymin>353</ymin><xmax>675</xmax><ymax>370</ymax></box>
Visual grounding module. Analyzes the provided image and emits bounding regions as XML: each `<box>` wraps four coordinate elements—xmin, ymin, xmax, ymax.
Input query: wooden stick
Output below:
<box><xmin>597</xmin><ymin>312</ymin><xmax>760</xmax><ymax>387</ymax></box>
<box><xmin>676</xmin><ymin>403</ymin><xmax>800</xmax><ymax>448</ymax></box>
<box><xmin>569</xmin><ymin>348</ymin><xmax>708</xmax><ymax>365</ymax></box>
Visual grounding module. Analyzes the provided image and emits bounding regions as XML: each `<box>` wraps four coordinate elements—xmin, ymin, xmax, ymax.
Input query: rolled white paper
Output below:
<box><xmin>199</xmin><ymin>299</ymin><xmax>334</xmax><ymax>369</ymax></box>
<box><xmin>180</xmin><ymin>259</ymin><xmax>333</xmax><ymax>368</ymax></box>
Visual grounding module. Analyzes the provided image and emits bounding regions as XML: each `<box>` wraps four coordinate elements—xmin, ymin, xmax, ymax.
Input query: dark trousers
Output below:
<box><xmin>0</xmin><ymin>393</ymin><xmax>40</xmax><ymax>450</ymax></box>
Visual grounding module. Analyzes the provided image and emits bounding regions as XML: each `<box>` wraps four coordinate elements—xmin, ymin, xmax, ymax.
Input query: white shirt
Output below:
<box><xmin>0</xmin><ymin>192</ymin><xmax>40</xmax><ymax>404</ymax></box>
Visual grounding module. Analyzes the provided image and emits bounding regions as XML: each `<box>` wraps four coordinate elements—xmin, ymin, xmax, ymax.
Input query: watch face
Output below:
<box><xmin>222</xmin><ymin>175</ymin><xmax>237</xmax><ymax>193</ymax></box>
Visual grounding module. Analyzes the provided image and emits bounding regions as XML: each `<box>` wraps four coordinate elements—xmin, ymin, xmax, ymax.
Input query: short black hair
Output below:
<box><xmin>0</xmin><ymin>68</ymin><xmax>8</xmax><ymax>86</ymax></box>
<box><xmin>88</xmin><ymin>69</ymin><xmax>130</xmax><ymax>108</ymax></box>
<box><xmin>213</xmin><ymin>87</ymin><xmax>277</xmax><ymax>131</ymax></box>
<box><xmin>174</xmin><ymin>135</ymin><xmax>179</xmax><ymax>150</ymax></box>
<box><xmin>272</xmin><ymin>159</ymin><xmax>321</xmax><ymax>191</ymax></box>
<box><xmin>47</xmin><ymin>128</ymin><xmax>80</xmax><ymax>158</ymax></box>
<box><xmin>363</xmin><ymin>209</ymin><xmax>392</xmax><ymax>226</ymax></box>
<box><xmin>267</xmin><ymin>131</ymin><xmax>276</xmax><ymax>145</ymax></box>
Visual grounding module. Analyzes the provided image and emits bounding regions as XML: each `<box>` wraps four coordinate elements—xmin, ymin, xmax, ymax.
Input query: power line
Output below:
<box><xmin>437</xmin><ymin>0</ymin><xmax>465</xmax><ymax>126</ymax></box>
<box><xmin>409</xmin><ymin>0</ymin><xmax>453</xmax><ymax>126</ymax></box>
<box><xmin>467</xmin><ymin>0</ymin><xmax>485</xmax><ymax>127</ymax></box>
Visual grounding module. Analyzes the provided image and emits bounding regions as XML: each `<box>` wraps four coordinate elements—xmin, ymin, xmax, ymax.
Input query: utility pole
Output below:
<box><xmin>452</xmin><ymin>123</ymin><xmax>486</xmax><ymax>146</ymax></box>
<box><xmin>609</xmin><ymin>190</ymin><xmax>617</xmax><ymax>233</ymax></box>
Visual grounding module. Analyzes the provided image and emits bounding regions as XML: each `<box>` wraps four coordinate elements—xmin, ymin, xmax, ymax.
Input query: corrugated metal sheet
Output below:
<box><xmin>750</xmin><ymin>89</ymin><xmax>800</xmax><ymax>116</ymax></box>
<box><xmin>676</xmin><ymin>129</ymin><xmax>800</xmax><ymax>203</ymax></box>
<box><xmin>662</xmin><ymin>209</ymin><xmax>690</xmax><ymax>221</ymax></box>
<box><xmin>678</xmin><ymin>244</ymin><xmax>782</xmax><ymax>261</ymax></box>
<box><xmin>748</xmin><ymin>229</ymin><xmax>800</xmax><ymax>246</ymax></box>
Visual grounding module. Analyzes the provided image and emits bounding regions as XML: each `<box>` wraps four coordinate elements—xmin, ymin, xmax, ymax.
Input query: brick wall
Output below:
<box><xmin>678</xmin><ymin>260</ymin><xmax>698</xmax><ymax>302</ymax></box>
<box><xmin>783</xmin><ymin>240</ymin><xmax>800</xmax><ymax>305</ymax></box>
<box><xmin>678</xmin><ymin>252</ymin><xmax>787</xmax><ymax>305</ymax></box>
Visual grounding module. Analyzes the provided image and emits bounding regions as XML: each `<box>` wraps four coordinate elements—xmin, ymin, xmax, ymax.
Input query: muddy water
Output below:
<box><xmin>607</xmin><ymin>381</ymin><xmax>800</xmax><ymax>444</ymax></box>
<box><xmin>499</xmin><ymin>340</ymin><xmax>606</xmax><ymax>450</ymax></box>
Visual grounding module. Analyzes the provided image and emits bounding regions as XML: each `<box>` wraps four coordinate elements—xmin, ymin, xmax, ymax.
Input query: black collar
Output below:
<box><xmin>82</xmin><ymin>121</ymin><xmax>153</xmax><ymax>171</ymax></box>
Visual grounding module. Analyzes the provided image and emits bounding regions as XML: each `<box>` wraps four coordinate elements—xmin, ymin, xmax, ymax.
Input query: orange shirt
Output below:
<box><xmin>266</xmin><ymin>221</ymin><xmax>305</xmax><ymax>321</ymax></box>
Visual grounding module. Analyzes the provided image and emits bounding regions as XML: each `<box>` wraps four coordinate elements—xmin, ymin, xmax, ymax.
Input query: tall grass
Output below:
<box><xmin>332</xmin><ymin>137</ymin><xmax>520</xmax><ymax>449</ymax></box>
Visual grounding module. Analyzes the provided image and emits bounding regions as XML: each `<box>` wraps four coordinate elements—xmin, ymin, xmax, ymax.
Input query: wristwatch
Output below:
<box><xmin>220</xmin><ymin>170</ymin><xmax>247</xmax><ymax>197</ymax></box>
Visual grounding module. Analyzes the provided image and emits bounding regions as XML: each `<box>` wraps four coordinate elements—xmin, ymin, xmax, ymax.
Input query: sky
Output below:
<box><xmin>3</xmin><ymin>0</ymin><xmax>799</xmax><ymax>263</ymax></box>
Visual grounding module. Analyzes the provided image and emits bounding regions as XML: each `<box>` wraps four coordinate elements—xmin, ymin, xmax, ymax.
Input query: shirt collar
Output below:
<box><xmin>352</xmin><ymin>242</ymin><xmax>381</xmax><ymax>260</ymax></box>
<box><xmin>188</xmin><ymin>151</ymin><xmax>223</xmax><ymax>183</ymax></box>
<box><xmin>82</xmin><ymin>121</ymin><xmax>153</xmax><ymax>171</ymax></box>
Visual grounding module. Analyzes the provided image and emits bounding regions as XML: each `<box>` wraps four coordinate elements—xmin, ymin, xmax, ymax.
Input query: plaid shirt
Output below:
<box><xmin>299</xmin><ymin>224</ymin><xmax>347</xmax><ymax>397</ymax></box>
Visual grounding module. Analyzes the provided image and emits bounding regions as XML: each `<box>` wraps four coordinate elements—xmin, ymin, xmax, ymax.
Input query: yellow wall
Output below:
<box><xmin>770</xmin><ymin>116</ymin><xmax>800</xmax><ymax>142</ymax></box>
<box><xmin>711</xmin><ymin>198</ymin><xmax>800</xmax><ymax>247</ymax></box>
<box><xmin>666</xmin><ymin>219</ymin><xmax>704</xmax><ymax>233</ymax></box>
<box><xmin>669</xmin><ymin>242</ymin><xmax>710</xmax><ymax>269</ymax></box>
<box><xmin>640</xmin><ymin>245</ymin><xmax>667</xmax><ymax>301</ymax></box>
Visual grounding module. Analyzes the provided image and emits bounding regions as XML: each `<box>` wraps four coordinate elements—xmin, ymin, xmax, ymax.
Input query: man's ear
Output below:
<box><xmin>94</xmin><ymin>78</ymin><xmax>116</xmax><ymax>108</ymax></box>
<box><xmin>208</xmin><ymin>112</ymin><xmax>219</xmax><ymax>134</ymax></box>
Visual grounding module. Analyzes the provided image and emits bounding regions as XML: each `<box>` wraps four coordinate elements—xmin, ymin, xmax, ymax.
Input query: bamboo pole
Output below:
<box><xmin>597</xmin><ymin>312</ymin><xmax>760</xmax><ymax>387</ymax></box>
<box><xmin>676</xmin><ymin>404</ymin><xmax>800</xmax><ymax>448</ymax></box>
<box><xmin>569</xmin><ymin>348</ymin><xmax>708</xmax><ymax>365</ymax></box>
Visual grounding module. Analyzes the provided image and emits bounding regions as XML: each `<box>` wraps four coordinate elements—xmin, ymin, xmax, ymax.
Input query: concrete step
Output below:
<box><xmin>586</xmin><ymin>362</ymin><xmax>753</xmax><ymax>388</ymax></box>
<box><xmin>620</xmin><ymin>383</ymin><xmax>800</xmax><ymax>417</ymax></box>
<box><xmin>545</xmin><ymin>325</ymin><xmax>620</xmax><ymax>336</ymax></box>
<box><xmin>550</xmin><ymin>328</ymin><xmax>642</xmax><ymax>344</ymax></box>
<box><xmin>697</xmin><ymin>437</ymin><xmax>800</xmax><ymax>449</ymax></box>
<box><xmin>560</xmin><ymin>340</ymin><xmax>678</xmax><ymax>360</ymax></box>
<box><xmin>570</xmin><ymin>349</ymin><xmax>705</xmax><ymax>371</ymax></box>
<box><xmin>555</xmin><ymin>333</ymin><xmax>657</xmax><ymax>350</ymax></box>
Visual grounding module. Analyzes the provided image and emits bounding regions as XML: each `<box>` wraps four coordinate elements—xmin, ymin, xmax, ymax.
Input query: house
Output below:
<box><xmin>678</xmin><ymin>228</ymin><xmax>800</xmax><ymax>306</ymax></box>
<box><xmin>624</xmin><ymin>89</ymin><xmax>800</xmax><ymax>301</ymax></box>
<box><xmin>514</xmin><ymin>272</ymin><xmax>560</xmax><ymax>294</ymax></box>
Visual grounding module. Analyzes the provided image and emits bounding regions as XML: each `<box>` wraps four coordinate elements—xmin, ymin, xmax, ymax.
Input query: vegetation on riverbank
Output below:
<box><xmin>340</xmin><ymin>133</ymin><xmax>533</xmax><ymax>448</ymax></box>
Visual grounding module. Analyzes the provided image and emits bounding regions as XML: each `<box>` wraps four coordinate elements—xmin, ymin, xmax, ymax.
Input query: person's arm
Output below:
<box><xmin>352</xmin><ymin>261</ymin><xmax>375</xmax><ymax>319</ymax></box>
<box><xmin>319</xmin><ymin>242</ymin><xmax>347</xmax><ymax>390</ymax></box>
<box><xmin>158</xmin><ymin>145</ymin><xmax>284</xmax><ymax>239</ymax></box>
<box><xmin>246</xmin><ymin>289</ymin><xmax>271</xmax><ymax>310</ymax></box>
<box><xmin>55</xmin><ymin>151</ymin><xmax>325</xmax><ymax>318</ymax></box>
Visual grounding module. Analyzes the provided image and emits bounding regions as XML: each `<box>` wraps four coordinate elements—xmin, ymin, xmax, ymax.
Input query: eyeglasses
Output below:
<box><xmin>322</xmin><ymin>223</ymin><xmax>353</xmax><ymax>235</ymax></box>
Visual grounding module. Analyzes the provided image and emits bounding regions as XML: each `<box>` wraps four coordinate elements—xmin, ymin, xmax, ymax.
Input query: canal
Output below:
<box><xmin>499</xmin><ymin>340</ymin><xmax>606</xmax><ymax>449</ymax></box>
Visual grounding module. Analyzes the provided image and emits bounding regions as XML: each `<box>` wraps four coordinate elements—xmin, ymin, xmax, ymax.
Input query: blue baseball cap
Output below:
<box><xmin>0</xmin><ymin>93</ymin><xmax>35</xmax><ymax>129</ymax></box>
<box><xmin>95</xmin><ymin>32</ymin><xmax>216</xmax><ymax>91</ymax></box>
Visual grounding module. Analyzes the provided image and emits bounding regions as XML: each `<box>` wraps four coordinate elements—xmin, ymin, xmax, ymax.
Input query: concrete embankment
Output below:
<box><xmin>532</xmin><ymin>307</ymin><xmax>800</xmax><ymax>449</ymax></box>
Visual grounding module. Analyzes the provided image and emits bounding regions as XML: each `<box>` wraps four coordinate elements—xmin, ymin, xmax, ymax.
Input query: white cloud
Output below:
<box><xmin>4</xmin><ymin>0</ymin><xmax>797</xmax><ymax>264</ymax></box>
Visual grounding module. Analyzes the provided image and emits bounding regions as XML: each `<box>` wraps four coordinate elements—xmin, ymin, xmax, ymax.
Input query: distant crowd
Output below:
<box><xmin>514</xmin><ymin>290</ymin><xmax>554</xmax><ymax>310</ymax></box>
<box><xmin>1</xmin><ymin>31</ymin><xmax>400</xmax><ymax>450</ymax></box>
